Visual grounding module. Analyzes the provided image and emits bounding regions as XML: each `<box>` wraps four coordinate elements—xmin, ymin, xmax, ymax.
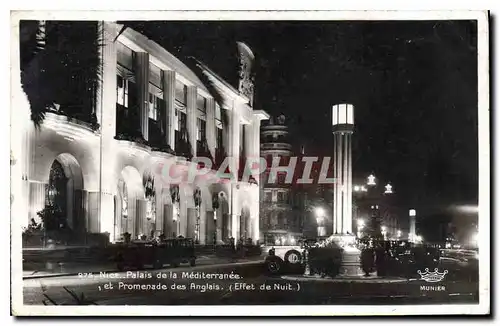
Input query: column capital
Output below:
<box><xmin>252</xmin><ymin>110</ymin><xmax>270</xmax><ymax>121</ymax></box>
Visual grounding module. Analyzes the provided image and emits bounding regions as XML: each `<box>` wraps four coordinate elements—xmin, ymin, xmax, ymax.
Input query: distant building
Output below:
<box><xmin>259</xmin><ymin>114</ymin><xmax>302</xmax><ymax>244</ymax></box>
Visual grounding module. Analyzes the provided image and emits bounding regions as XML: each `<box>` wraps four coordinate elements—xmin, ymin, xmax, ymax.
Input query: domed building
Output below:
<box><xmin>259</xmin><ymin>114</ymin><xmax>302</xmax><ymax>245</ymax></box>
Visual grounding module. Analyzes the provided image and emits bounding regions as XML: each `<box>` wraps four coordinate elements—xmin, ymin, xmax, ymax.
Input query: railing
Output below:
<box><xmin>261</xmin><ymin>142</ymin><xmax>292</xmax><ymax>150</ymax></box>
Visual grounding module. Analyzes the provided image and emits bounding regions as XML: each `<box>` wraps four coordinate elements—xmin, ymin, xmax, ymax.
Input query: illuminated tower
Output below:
<box><xmin>332</xmin><ymin>104</ymin><xmax>354</xmax><ymax>235</ymax></box>
<box><xmin>409</xmin><ymin>209</ymin><xmax>416</xmax><ymax>242</ymax></box>
<box><xmin>330</xmin><ymin>104</ymin><xmax>362</xmax><ymax>277</ymax></box>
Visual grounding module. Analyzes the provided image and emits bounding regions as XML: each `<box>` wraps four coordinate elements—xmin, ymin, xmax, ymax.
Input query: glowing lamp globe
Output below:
<box><xmin>332</xmin><ymin>104</ymin><xmax>354</xmax><ymax>133</ymax></box>
<box><xmin>367</xmin><ymin>174</ymin><xmax>376</xmax><ymax>186</ymax></box>
<box><xmin>384</xmin><ymin>183</ymin><xmax>393</xmax><ymax>194</ymax></box>
<box><xmin>315</xmin><ymin>207</ymin><xmax>325</xmax><ymax>217</ymax></box>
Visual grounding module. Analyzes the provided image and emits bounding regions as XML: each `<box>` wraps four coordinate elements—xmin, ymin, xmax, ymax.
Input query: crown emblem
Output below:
<box><xmin>417</xmin><ymin>268</ymin><xmax>448</xmax><ymax>283</ymax></box>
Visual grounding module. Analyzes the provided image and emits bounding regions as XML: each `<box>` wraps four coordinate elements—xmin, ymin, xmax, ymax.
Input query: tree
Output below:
<box><xmin>37</xmin><ymin>204</ymin><xmax>66</xmax><ymax>231</ymax></box>
<box><xmin>20</xmin><ymin>20</ymin><xmax>102</xmax><ymax>128</ymax></box>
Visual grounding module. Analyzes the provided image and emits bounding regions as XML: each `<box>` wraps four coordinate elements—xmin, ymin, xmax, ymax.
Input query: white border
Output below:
<box><xmin>9</xmin><ymin>10</ymin><xmax>490</xmax><ymax>316</ymax></box>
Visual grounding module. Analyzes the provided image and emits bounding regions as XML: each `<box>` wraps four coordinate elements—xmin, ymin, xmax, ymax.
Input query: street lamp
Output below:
<box><xmin>397</xmin><ymin>229</ymin><xmax>402</xmax><ymax>238</ymax></box>
<box><xmin>409</xmin><ymin>209</ymin><xmax>416</xmax><ymax>242</ymax></box>
<box><xmin>357</xmin><ymin>219</ymin><xmax>365</xmax><ymax>238</ymax></box>
<box><xmin>315</xmin><ymin>207</ymin><xmax>325</xmax><ymax>237</ymax></box>
<box><xmin>384</xmin><ymin>183</ymin><xmax>393</xmax><ymax>194</ymax></box>
<box><xmin>381</xmin><ymin>225</ymin><xmax>387</xmax><ymax>240</ymax></box>
<box><xmin>315</xmin><ymin>207</ymin><xmax>325</xmax><ymax>218</ymax></box>
<box><xmin>367</xmin><ymin>174</ymin><xmax>376</xmax><ymax>186</ymax></box>
<box><xmin>172</xmin><ymin>204</ymin><xmax>180</xmax><ymax>238</ymax></box>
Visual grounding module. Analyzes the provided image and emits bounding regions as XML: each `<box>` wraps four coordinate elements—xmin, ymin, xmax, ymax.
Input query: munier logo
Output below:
<box><xmin>417</xmin><ymin>268</ymin><xmax>448</xmax><ymax>283</ymax></box>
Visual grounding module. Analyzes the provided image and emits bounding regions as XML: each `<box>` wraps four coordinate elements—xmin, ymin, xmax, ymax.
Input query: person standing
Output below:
<box><xmin>375</xmin><ymin>244</ymin><xmax>387</xmax><ymax>277</ymax></box>
<box><xmin>361</xmin><ymin>245</ymin><xmax>374</xmax><ymax>277</ymax></box>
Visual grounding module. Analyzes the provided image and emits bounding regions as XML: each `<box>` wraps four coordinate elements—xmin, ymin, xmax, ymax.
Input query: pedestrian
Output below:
<box><xmin>375</xmin><ymin>244</ymin><xmax>387</xmax><ymax>277</ymax></box>
<box><xmin>361</xmin><ymin>246</ymin><xmax>374</xmax><ymax>277</ymax></box>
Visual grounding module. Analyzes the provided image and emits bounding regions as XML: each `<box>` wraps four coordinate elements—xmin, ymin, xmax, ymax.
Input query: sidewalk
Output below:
<box><xmin>22</xmin><ymin>255</ymin><xmax>264</xmax><ymax>279</ymax></box>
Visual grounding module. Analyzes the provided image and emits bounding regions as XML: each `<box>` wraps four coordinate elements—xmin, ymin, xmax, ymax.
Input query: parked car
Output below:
<box><xmin>263</xmin><ymin>245</ymin><xmax>305</xmax><ymax>275</ymax></box>
<box><xmin>114</xmin><ymin>238</ymin><xmax>196</xmax><ymax>271</ymax></box>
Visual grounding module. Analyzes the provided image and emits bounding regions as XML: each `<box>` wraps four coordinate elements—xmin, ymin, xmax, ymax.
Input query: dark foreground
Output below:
<box><xmin>23</xmin><ymin>261</ymin><xmax>479</xmax><ymax>305</ymax></box>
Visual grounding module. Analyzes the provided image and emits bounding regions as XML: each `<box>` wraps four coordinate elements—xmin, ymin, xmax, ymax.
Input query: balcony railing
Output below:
<box><xmin>46</xmin><ymin>106</ymin><xmax>100</xmax><ymax>131</ymax></box>
<box><xmin>261</xmin><ymin>142</ymin><xmax>292</xmax><ymax>150</ymax></box>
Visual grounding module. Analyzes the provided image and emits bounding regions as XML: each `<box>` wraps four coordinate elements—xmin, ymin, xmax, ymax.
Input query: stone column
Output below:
<box><xmin>179</xmin><ymin>199</ymin><xmax>187</xmax><ymax>238</ymax></box>
<box><xmin>199</xmin><ymin>203</ymin><xmax>206</xmax><ymax>245</ymax></box>
<box><xmin>205</xmin><ymin>211</ymin><xmax>215</xmax><ymax>244</ymax></box>
<box><xmin>97</xmin><ymin>21</ymin><xmax>118</xmax><ymax>238</ymax></box>
<box><xmin>163</xmin><ymin>204</ymin><xmax>173</xmax><ymax>237</ymax></box>
<box><xmin>85</xmin><ymin>191</ymin><xmax>100</xmax><ymax>233</ymax></box>
<box><xmin>187</xmin><ymin>208</ymin><xmax>196</xmax><ymax>239</ymax></box>
<box><xmin>343</xmin><ymin>135</ymin><xmax>349</xmax><ymax>234</ymax></box>
<box><xmin>334</xmin><ymin>133</ymin><xmax>342</xmax><ymax>234</ymax></box>
<box><xmin>162</xmin><ymin>70</ymin><xmax>176</xmax><ymax>149</ymax></box>
<box><xmin>332</xmin><ymin>134</ymin><xmax>338</xmax><ymax>234</ymax></box>
<box><xmin>206</xmin><ymin>98</ymin><xmax>216</xmax><ymax>159</ymax></box>
<box><xmin>134</xmin><ymin>52</ymin><xmax>150</xmax><ymax>141</ymax></box>
<box><xmin>230</xmin><ymin>107</ymin><xmax>241</xmax><ymax>174</ymax></box>
<box><xmin>186</xmin><ymin>86</ymin><xmax>197</xmax><ymax>157</ymax></box>
<box><xmin>347</xmin><ymin>134</ymin><xmax>353</xmax><ymax>234</ymax></box>
<box><xmin>155</xmin><ymin>189</ymin><xmax>164</xmax><ymax>236</ymax></box>
<box><xmin>216</xmin><ymin>207</ymin><xmax>223</xmax><ymax>242</ymax></box>
<box><xmin>28</xmin><ymin>181</ymin><xmax>47</xmax><ymax>224</ymax></box>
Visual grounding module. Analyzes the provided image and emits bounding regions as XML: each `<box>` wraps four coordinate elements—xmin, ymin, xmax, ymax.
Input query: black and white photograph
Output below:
<box><xmin>10</xmin><ymin>10</ymin><xmax>489</xmax><ymax>316</ymax></box>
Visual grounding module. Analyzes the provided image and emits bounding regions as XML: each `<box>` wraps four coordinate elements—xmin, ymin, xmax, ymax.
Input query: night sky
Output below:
<box><xmin>127</xmin><ymin>20</ymin><xmax>478</xmax><ymax>219</ymax></box>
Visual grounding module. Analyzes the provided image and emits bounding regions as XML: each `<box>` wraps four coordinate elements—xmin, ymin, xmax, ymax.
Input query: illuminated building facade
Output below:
<box><xmin>13</xmin><ymin>22</ymin><xmax>269</xmax><ymax>245</ymax></box>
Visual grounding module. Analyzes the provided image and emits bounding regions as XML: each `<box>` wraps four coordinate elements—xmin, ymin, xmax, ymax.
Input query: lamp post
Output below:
<box><xmin>381</xmin><ymin>225</ymin><xmax>387</xmax><ymax>240</ymax></box>
<box><xmin>367</xmin><ymin>174</ymin><xmax>376</xmax><ymax>186</ymax></box>
<box><xmin>172</xmin><ymin>204</ymin><xmax>179</xmax><ymax>238</ymax></box>
<box><xmin>212</xmin><ymin>193</ymin><xmax>219</xmax><ymax>246</ymax></box>
<box><xmin>193</xmin><ymin>188</ymin><xmax>201</xmax><ymax>244</ymax></box>
<box><xmin>315</xmin><ymin>207</ymin><xmax>325</xmax><ymax>237</ymax></box>
<box><xmin>357</xmin><ymin>219</ymin><xmax>365</xmax><ymax>238</ymax></box>
<box><xmin>384</xmin><ymin>183</ymin><xmax>393</xmax><ymax>195</ymax></box>
<box><xmin>170</xmin><ymin>185</ymin><xmax>180</xmax><ymax>238</ymax></box>
<box><xmin>409</xmin><ymin>209</ymin><xmax>416</xmax><ymax>243</ymax></box>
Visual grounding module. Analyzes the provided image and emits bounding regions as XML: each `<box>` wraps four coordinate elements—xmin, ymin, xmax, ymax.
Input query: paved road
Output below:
<box><xmin>23</xmin><ymin>261</ymin><xmax>479</xmax><ymax>306</ymax></box>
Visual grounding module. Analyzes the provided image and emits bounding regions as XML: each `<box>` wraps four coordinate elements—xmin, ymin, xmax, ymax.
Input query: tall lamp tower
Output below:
<box><xmin>331</xmin><ymin>104</ymin><xmax>362</xmax><ymax>276</ymax></box>
<box><xmin>332</xmin><ymin>104</ymin><xmax>354</xmax><ymax>235</ymax></box>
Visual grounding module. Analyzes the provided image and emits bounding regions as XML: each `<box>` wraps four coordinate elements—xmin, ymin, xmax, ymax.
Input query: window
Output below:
<box><xmin>148</xmin><ymin>93</ymin><xmax>165</xmax><ymax>121</ymax></box>
<box><xmin>175</xmin><ymin>80</ymin><xmax>187</xmax><ymax>105</ymax></box>
<box><xmin>175</xmin><ymin>109</ymin><xmax>187</xmax><ymax>132</ymax></box>
<box><xmin>149</xmin><ymin>63</ymin><xmax>162</xmax><ymax>88</ymax></box>
<box><xmin>278</xmin><ymin>173</ymin><xmax>286</xmax><ymax>184</ymax></box>
<box><xmin>277</xmin><ymin>192</ymin><xmax>284</xmax><ymax>203</ymax></box>
<box><xmin>240</xmin><ymin>124</ymin><xmax>245</xmax><ymax>155</ymax></box>
<box><xmin>116</xmin><ymin>75</ymin><xmax>129</xmax><ymax>107</ymax></box>
<box><xmin>197</xmin><ymin>95</ymin><xmax>206</xmax><ymax>115</ymax></box>
<box><xmin>215</xmin><ymin>103</ymin><xmax>223</xmax><ymax>150</ymax></box>
<box><xmin>196</xmin><ymin>118</ymin><xmax>206</xmax><ymax>141</ymax></box>
<box><xmin>264</xmin><ymin>191</ymin><xmax>272</xmax><ymax>203</ymax></box>
<box><xmin>216</xmin><ymin>128</ymin><xmax>223</xmax><ymax>150</ymax></box>
<box><xmin>175</xmin><ymin>109</ymin><xmax>187</xmax><ymax>147</ymax></box>
<box><xmin>117</xmin><ymin>42</ymin><xmax>134</xmax><ymax>70</ymax></box>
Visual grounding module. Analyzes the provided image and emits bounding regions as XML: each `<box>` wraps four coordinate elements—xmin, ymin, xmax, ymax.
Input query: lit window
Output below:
<box><xmin>196</xmin><ymin>118</ymin><xmax>206</xmax><ymax>141</ymax></box>
<box><xmin>116</xmin><ymin>75</ymin><xmax>129</xmax><ymax>107</ymax></box>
